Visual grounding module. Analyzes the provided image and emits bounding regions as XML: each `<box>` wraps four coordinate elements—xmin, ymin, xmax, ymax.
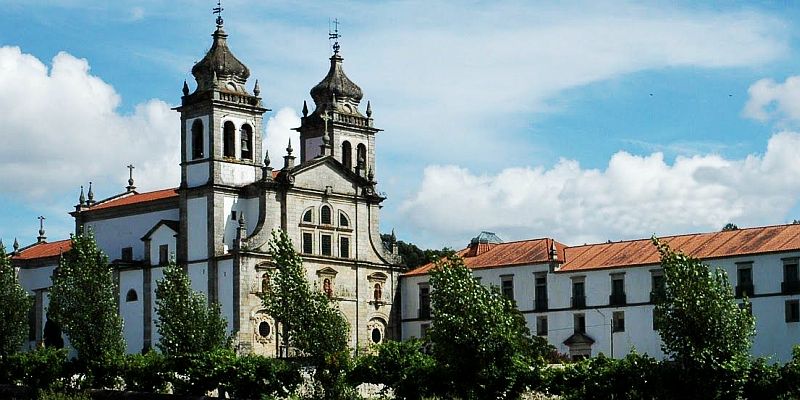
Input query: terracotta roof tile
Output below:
<box><xmin>12</xmin><ymin>239</ymin><xmax>72</xmax><ymax>260</ymax></box>
<box><xmin>87</xmin><ymin>188</ymin><xmax>178</xmax><ymax>211</ymax></box>
<box><xmin>560</xmin><ymin>223</ymin><xmax>800</xmax><ymax>272</ymax></box>
<box><xmin>403</xmin><ymin>238</ymin><xmax>564</xmax><ymax>276</ymax></box>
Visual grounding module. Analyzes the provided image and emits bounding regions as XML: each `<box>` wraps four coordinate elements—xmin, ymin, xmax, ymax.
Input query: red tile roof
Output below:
<box><xmin>402</xmin><ymin>224</ymin><xmax>800</xmax><ymax>276</ymax></box>
<box><xmin>87</xmin><ymin>188</ymin><xmax>178</xmax><ymax>211</ymax></box>
<box><xmin>12</xmin><ymin>239</ymin><xmax>72</xmax><ymax>260</ymax></box>
<box><xmin>403</xmin><ymin>238</ymin><xmax>565</xmax><ymax>276</ymax></box>
<box><xmin>561</xmin><ymin>223</ymin><xmax>800</xmax><ymax>272</ymax></box>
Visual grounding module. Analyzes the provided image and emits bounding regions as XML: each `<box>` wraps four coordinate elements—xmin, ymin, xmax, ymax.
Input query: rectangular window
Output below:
<box><xmin>783</xmin><ymin>260</ymin><xmax>800</xmax><ymax>294</ymax></box>
<box><xmin>158</xmin><ymin>245</ymin><xmax>168</xmax><ymax>265</ymax></box>
<box><xmin>121</xmin><ymin>247</ymin><xmax>133</xmax><ymax>262</ymax></box>
<box><xmin>419</xmin><ymin>284</ymin><xmax>431</xmax><ymax>319</ymax></box>
<box><xmin>572</xmin><ymin>280</ymin><xmax>586</xmax><ymax>308</ymax></box>
<box><xmin>339</xmin><ymin>237</ymin><xmax>350</xmax><ymax>258</ymax></box>
<box><xmin>786</xmin><ymin>300</ymin><xmax>800</xmax><ymax>323</ymax></box>
<box><xmin>651</xmin><ymin>273</ymin><xmax>665</xmax><ymax>303</ymax></box>
<box><xmin>736</xmin><ymin>264</ymin><xmax>754</xmax><ymax>298</ymax></box>
<box><xmin>613</xmin><ymin>311</ymin><xmax>625</xmax><ymax>332</ymax></box>
<box><xmin>501</xmin><ymin>275</ymin><xmax>514</xmax><ymax>301</ymax></box>
<box><xmin>536</xmin><ymin>316</ymin><xmax>548</xmax><ymax>336</ymax></box>
<box><xmin>321</xmin><ymin>234</ymin><xmax>332</xmax><ymax>256</ymax></box>
<box><xmin>302</xmin><ymin>232</ymin><xmax>313</xmax><ymax>254</ymax></box>
<box><xmin>574</xmin><ymin>313</ymin><xmax>586</xmax><ymax>334</ymax></box>
<box><xmin>231</xmin><ymin>210</ymin><xmax>237</xmax><ymax>220</ymax></box>
<box><xmin>610</xmin><ymin>275</ymin><xmax>626</xmax><ymax>305</ymax></box>
<box><xmin>534</xmin><ymin>274</ymin><xmax>548</xmax><ymax>311</ymax></box>
<box><xmin>420</xmin><ymin>323</ymin><xmax>430</xmax><ymax>338</ymax></box>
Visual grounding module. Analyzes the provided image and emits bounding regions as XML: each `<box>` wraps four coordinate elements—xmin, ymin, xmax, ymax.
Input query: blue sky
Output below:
<box><xmin>3</xmin><ymin>1</ymin><xmax>800</xmax><ymax>250</ymax></box>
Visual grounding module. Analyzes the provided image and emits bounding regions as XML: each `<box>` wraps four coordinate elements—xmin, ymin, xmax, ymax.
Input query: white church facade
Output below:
<box><xmin>12</xmin><ymin>17</ymin><xmax>402</xmax><ymax>356</ymax></box>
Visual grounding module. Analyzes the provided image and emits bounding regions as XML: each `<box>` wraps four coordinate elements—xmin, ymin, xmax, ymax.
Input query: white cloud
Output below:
<box><xmin>0</xmin><ymin>46</ymin><xmax>178</xmax><ymax>200</ymax></box>
<box><xmin>263</xmin><ymin>107</ymin><xmax>301</xmax><ymax>168</ymax></box>
<box><xmin>401</xmin><ymin>132</ymin><xmax>800</xmax><ymax>246</ymax></box>
<box><xmin>128</xmin><ymin>6</ymin><xmax>145</xmax><ymax>22</ymax></box>
<box><xmin>743</xmin><ymin>76</ymin><xmax>800</xmax><ymax>125</ymax></box>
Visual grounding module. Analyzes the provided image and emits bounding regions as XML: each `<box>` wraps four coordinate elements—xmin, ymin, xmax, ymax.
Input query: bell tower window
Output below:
<box><xmin>341</xmin><ymin>141</ymin><xmax>352</xmax><ymax>170</ymax></box>
<box><xmin>191</xmin><ymin>119</ymin><xmax>204</xmax><ymax>159</ymax></box>
<box><xmin>357</xmin><ymin>143</ymin><xmax>367</xmax><ymax>167</ymax></box>
<box><xmin>241</xmin><ymin>124</ymin><xmax>253</xmax><ymax>160</ymax></box>
<box><xmin>223</xmin><ymin>121</ymin><xmax>236</xmax><ymax>158</ymax></box>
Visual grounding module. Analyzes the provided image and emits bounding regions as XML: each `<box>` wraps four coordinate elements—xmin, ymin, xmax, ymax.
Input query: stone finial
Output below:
<box><xmin>262</xmin><ymin>150</ymin><xmax>273</xmax><ymax>181</ymax></box>
<box><xmin>283</xmin><ymin>139</ymin><xmax>296</xmax><ymax>170</ymax></box>
<box><xmin>302</xmin><ymin>100</ymin><xmax>308</xmax><ymax>117</ymax></box>
<box><xmin>366</xmin><ymin>101</ymin><xmax>372</xmax><ymax>118</ymax></box>
<box><xmin>550</xmin><ymin>240</ymin><xmax>558</xmax><ymax>261</ymax></box>
<box><xmin>254</xmin><ymin>79</ymin><xmax>261</xmax><ymax>97</ymax></box>
<box><xmin>126</xmin><ymin>164</ymin><xmax>136</xmax><ymax>192</ymax></box>
<box><xmin>37</xmin><ymin>216</ymin><xmax>46</xmax><ymax>243</ymax></box>
<box><xmin>79</xmin><ymin>185</ymin><xmax>86</xmax><ymax>206</ymax></box>
<box><xmin>391</xmin><ymin>228</ymin><xmax>396</xmax><ymax>243</ymax></box>
<box><xmin>368</xmin><ymin>168</ymin><xmax>375</xmax><ymax>182</ymax></box>
<box><xmin>263</xmin><ymin>150</ymin><xmax>271</xmax><ymax>167</ymax></box>
<box><xmin>13</xmin><ymin>238</ymin><xmax>19</xmax><ymax>253</ymax></box>
<box><xmin>238</xmin><ymin>212</ymin><xmax>246</xmax><ymax>227</ymax></box>
<box><xmin>182</xmin><ymin>80</ymin><xmax>190</xmax><ymax>96</ymax></box>
<box><xmin>87</xmin><ymin>182</ymin><xmax>95</xmax><ymax>204</ymax></box>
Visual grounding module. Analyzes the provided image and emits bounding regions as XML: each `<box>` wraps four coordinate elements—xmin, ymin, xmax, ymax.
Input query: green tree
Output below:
<box><xmin>428</xmin><ymin>254</ymin><xmax>549</xmax><ymax>399</ymax></box>
<box><xmin>652</xmin><ymin>238</ymin><xmax>755</xmax><ymax>399</ymax></box>
<box><xmin>350</xmin><ymin>339</ymin><xmax>439</xmax><ymax>400</ymax></box>
<box><xmin>0</xmin><ymin>243</ymin><xmax>33</xmax><ymax>358</ymax></box>
<box><xmin>48</xmin><ymin>232</ymin><xmax>125</xmax><ymax>384</ymax></box>
<box><xmin>261</xmin><ymin>230</ymin><xmax>351</xmax><ymax>398</ymax></box>
<box><xmin>721</xmin><ymin>223</ymin><xmax>739</xmax><ymax>231</ymax></box>
<box><xmin>380</xmin><ymin>233</ymin><xmax>455</xmax><ymax>269</ymax></box>
<box><xmin>155</xmin><ymin>261</ymin><xmax>230</xmax><ymax>357</ymax></box>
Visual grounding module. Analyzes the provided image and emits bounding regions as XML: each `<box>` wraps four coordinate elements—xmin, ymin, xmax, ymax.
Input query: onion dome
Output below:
<box><xmin>191</xmin><ymin>25</ymin><xmax>250</xmax><ymax>93</ymax></box>
<box><xmin>310</xmin><ymin>53</ymin><xmax>363</xmax><ymax>107</ymax></box>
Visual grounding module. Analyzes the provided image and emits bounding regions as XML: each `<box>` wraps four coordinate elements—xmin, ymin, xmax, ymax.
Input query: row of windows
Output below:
<box><xmin>190</xmin><ymin>119</ymin><xmax>254</xmax><ymax>161</ymax></box>
<box><xmin>302</xmin><ymin>205</ymin><xmax>349</xmax><ymax>227</ymax></box>
<box><xmin>302</xmin><ymin>232</ymin><xmax>351</xmax><ymax>258</ymax></box>
<box><xmin>340</xmin><ymin>141</ymin><xmax>367</xmax><ymax>170</ymax></box>
<box><xmin>120</xmin><ymin>244</ymin><xmax>170</xmax><ymax>265</ymax></box>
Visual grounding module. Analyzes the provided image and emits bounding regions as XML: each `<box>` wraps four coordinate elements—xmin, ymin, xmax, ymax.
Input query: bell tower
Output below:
<box><xmin>296</xmin><ymin>27</ymin><xmax>381</xmax><ymax>177</ymax></box>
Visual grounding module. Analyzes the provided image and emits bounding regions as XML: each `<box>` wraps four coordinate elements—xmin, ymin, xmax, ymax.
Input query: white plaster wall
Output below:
<box><xmin>148</xmin><ymin>225</ymin><xmax>178</xmax><ymax>262</ymax></box>
<box><xmin>18</xmin><ymin>263</ymin><xmax>57</xmax><ymax>291</ymax></box>
<box><xmin>119</xmin><ymin>269</ymin><xmax>144</xmax><ymax>354</ymax></box>
<box><xmin>187</xmin><ymin>197</ymin><xmax>207</xmax><ymax>261</ymax></box>
<box><xmin>188</xmin><ymin>261</ymin><xmax>208</xmax><ymax>295</ymax></box>
<box><xmin>150</xmin><ymin>266</ymin><xmax>164</xmax><ymax>347</ymax></box>
<box><xmin>86</xmin><ymin>209</ymin><xmax>178</xmax><ymax>262</ymax></box>
<box><xmin>217</xmin><ymin>258</ymin><xmax>235</xmax><ymax>334</ymax></box>
<box><xmin>186</xmin><ymin>163</ymin><xmax>210</xmax><ymax>187</ymax></box>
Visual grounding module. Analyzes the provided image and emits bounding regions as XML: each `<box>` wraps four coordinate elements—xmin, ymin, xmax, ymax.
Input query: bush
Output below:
<box><xmin>224</xmin><ymin>354</ymin><xmax>302</xmax><ymax>399</ymax></box>
<box><xmin>350</xmin><ymin>339</ymin><xmax>439</xmax><ymax>399</ymax></box>
<box><xmin>543</xmin><ymin>353</ymin><xmax>664</xmax><ymax>400</ymax></box>
<box><xmin>121</xmin><ymin>351</ymin><xmax>168</xmax><ymax>393</ymax></box>
<box><xmin>3</xmin><ymin>347</ymin><xmax>70</xmax><ymax>393</ymax></box>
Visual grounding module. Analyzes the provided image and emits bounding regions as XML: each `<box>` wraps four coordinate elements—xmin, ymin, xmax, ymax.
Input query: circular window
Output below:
<box><xmin>258</xmin><ymin>322</ymin><xmax>271</xmax><ymax>337</ymax></box>
<box><xmin>371</xmin><ymin>327</ymin><xmax>382</xmax><ymax>344</ymax></box>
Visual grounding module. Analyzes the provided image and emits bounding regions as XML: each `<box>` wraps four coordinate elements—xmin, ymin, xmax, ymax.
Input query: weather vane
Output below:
<box><xmin>213</xmin><ymin>0</ymin><xmax>224</xmax><ymax>27</ymax></box>
<box><xmin>329</xmin><ymin>18</ymin><xmax>341</xmax><ymax>54</ymax></box>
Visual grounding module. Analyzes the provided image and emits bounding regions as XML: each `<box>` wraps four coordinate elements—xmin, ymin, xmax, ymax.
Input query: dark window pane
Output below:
<box><xmin>321</xmin><ymin>206</ymin><xmax>332</xmax><ymax>224</ymax></box>
<box><xmin>321</xmin><ymin>235</ymin><xmax>332</xmax><ymax>256</ymax></box>
<box><xmin>302</xmin><ymin>233</ymin><xmax>313</xmax><ymax>254</ymax></box>
<box><xmin>340</xmin><ymin>237</ymin><xmax>350</xmax><ymax>258</ymax></box>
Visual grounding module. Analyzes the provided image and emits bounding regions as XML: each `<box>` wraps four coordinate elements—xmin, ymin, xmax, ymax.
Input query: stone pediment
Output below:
<box><xmin>316</xmin><ymin>267</ymin><xmax>338</xmax><ymax>278</ymax></box>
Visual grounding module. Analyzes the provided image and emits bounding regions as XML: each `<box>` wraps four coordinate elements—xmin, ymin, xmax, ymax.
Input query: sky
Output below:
<box><xmin>3</xmin><ymin>1</ymin><xmax>800</xmax><ymax>250</ymax></box>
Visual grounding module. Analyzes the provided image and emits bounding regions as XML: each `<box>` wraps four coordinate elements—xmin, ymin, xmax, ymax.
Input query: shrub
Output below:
<box><xmin>2</xmin><ymin>347</ymin><xmax>69</xmax><ymax>392</ymax></box>
<box><xmin>121</xmin><ymin>351</ymin><xmax>168</xmax><ymax>393</ymax></box>
<box><xmin>350</xmin><ymin>339</ymin><xmax>439</xmax><ymax>399</ymax></box>
<box><xmin>224</xmin><ymin>354</ymin><xmax>303</xmax><ymax>399</ymax></box>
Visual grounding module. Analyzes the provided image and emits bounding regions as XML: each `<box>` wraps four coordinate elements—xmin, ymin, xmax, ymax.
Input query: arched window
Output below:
<box><xmin>241</xmin><ymin>124</ymin><xmax>253</xmax><ymax>160</ymax></box>
<box><xmin>223</xmin><ymin>121</ymin><xmax>236</xmax><ymax>158</ymax></box>
<box><xmin>323</xmin><ymin>278</ymin><xmax>333</xmax><ymax>298</ymax></box>
<box><xmin>373</xmin><ymin>283</ymin><xmax>382</xmax><ymax>302</ymax></box>
<box><xmin>302</xmin><ymin>209</ymin><xmax>313</xmax><ymax>223</ymax></box>
<box><xmin>341</xmin><ymin>141</ymin><xmax>352</xmax><ymax>170</ymax></box>
<box><xmin>357</xmin><ymin>143</ymin><xmax>367</xmax><ymax>167</ymax></box>
<box><xmin>339</xmin><ymin>212</ymin><xmax>349</xmax><ymax>227</ymax></box>
<box><xmin>191</xmin><ymin>119</ymin><xmax>204</xmax><ymax>159</ymax></box>
<box><xmin>321</xmin><ymin>205</ymin><xmax>332</xmax><ymax>225</ymax></box>
<box><xmin>126</xmin><ymin>289</ymin><xmax>138</xmax><ymax>302</ymax></box>
<box><xmin>261</xmin><ymin>273</ymin><xmax>270</xmax><ymax>294</ymax></box>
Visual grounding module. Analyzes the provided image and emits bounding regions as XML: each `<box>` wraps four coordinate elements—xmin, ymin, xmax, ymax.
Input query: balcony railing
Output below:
<box><xmin>782</xmin><ymin>280</ymin><xmax>800</xmax><ymax>294</ymax></box>
<box><xmin>609</xmin><ymin>293</ymin><xmax>627</xmax><ymax>306</ymax></box>
<box><xmin>534</xmin><ymin>298</ymin><xmax>548</xmax><ymax>311</ymax></box>
<box><xmin>571</xmin><ymin>295</ymin><xmax>586</xmax><ymax>309</ymax></box>
<box><xmin>418</xmin><ymin>307</ymin><xmax>431</xmax><ymax>320</ymax></box>
<box><xmin>735</xmin><ymin>284</ymin><xmax>754</xmax><ymax>298</ymax></box>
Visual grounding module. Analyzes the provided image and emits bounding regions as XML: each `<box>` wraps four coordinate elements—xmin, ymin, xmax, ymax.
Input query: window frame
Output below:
<box><xmin>339</xmin><ymin>236</ymin><xmax>350</xmax><ymax>259</ymax></box>
<box><xmin>320</xmin><ymin>233</ymin><xmax>333</xmax><ymax>256</ymax></box>
<box><xmin>302</xmin><ymin>231</ymin><xmax>314</xmax><ymax>254</ymax></box>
